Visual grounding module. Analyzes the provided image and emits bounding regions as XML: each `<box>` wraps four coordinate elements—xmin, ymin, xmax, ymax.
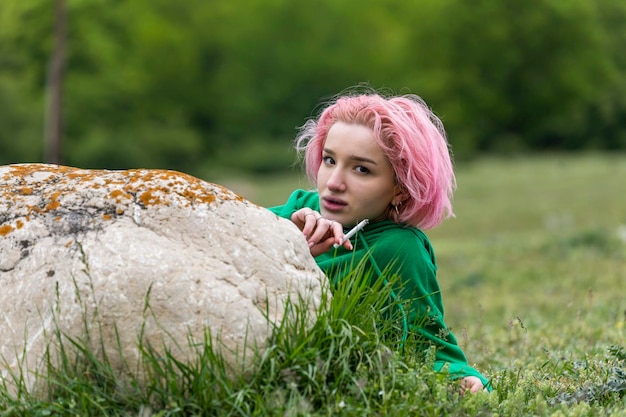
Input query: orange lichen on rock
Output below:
<box><xmin>179</xmin><ymin>184</ymin><xmax>217</xmax><ymax>205</ymax></box>
<box><xmin>121</xmin><ymin>169</ymin><xmax>221</xmax><ymax>207</ymax></box>
<box><xmin>1</xmin><ymin>164</ymin><xmax>244</xmax><ymax>223</ymax></box>
<box><xmin>109</xmin><ymin>189</ymin><xmax>132</xmax><ymax>202</ymax></box>
<box><xmin>16</xmin><ymin>220</ymin><xmax>24</xmax><ymax>229</ymax></box>
<box><xmin>102</xmin><ymin>214</ymin><xmax>112</xmax><ymax>220</ymax></box>
<box><xmin>0</xmin><ymin>224</ymin><xmax>14</xmax><ymax>236</ymax></box>
<box><xmin>65</xmin><ymin>171</ymin><xmax>91</xmax><ymax>180</ymax></box>
<box><xmin>45</xmin><ymin>200</ymin><xmax>61</xmax><ymax>211</ymax></box>
<box><xmin>139</xmin><ymin>190</ymin><xmax>162</xmax><ymax>207</ymax></box>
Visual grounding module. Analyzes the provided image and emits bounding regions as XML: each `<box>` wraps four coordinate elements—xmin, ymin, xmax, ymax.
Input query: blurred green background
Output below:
<box><xmin>1</xmin><ymin>0</ymin><xmax>625</xmax><ymax>187</ymax></box>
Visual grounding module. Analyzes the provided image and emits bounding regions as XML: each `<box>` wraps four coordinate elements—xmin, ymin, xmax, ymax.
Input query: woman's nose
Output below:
<box><xmin>326</xmin><ymin>168</ymin><xmax>346</xmax><ymax>191</ymax></box>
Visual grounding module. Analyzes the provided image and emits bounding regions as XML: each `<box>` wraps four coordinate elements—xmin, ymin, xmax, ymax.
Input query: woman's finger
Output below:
<box><xmin>328</xmin><ymin>220</ymin><xmax>351</xmax><ymax>250</ymax></box>
<box><xmin>302</xmin><ymin>211</ymin><xmax>321</xmax><ymax>238</ymax></box>
<box><xmin>309</xmin><ymin>236</ymin><xmax>338</xmax><ymax>257</ymax></box>
<box><xmin>307</xmin><ymin>217</ymin><xmax>343</xmax><ymax>248</ymax></box>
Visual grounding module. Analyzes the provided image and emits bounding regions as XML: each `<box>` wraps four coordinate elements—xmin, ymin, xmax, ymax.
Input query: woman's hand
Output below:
<box><xmin>291</xmin><ymin>208</ymin><xmax>351</xmax><ymax>256</ymax></box>
<box><xmin>460</xmin><ymin>376</ymin><xmax>485</xmax><ymax>394</ymax></box>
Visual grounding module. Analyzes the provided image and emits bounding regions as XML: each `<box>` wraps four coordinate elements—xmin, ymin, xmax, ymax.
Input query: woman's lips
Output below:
<box><xmin>322</xmin><ymin>196</ymin><xmax>347</xmax><ymax>212</ymax></box>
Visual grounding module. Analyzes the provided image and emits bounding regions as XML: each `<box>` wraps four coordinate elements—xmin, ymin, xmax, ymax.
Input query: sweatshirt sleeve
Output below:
<box><xmin>371</xmin><ymin>229</ymin><xmax>490</xmax><ymax>389</ymax></box>
<box><xmin>267</xmin><ymin>189</ymin><xmax>320</xmax><ymax>220</ymax></box>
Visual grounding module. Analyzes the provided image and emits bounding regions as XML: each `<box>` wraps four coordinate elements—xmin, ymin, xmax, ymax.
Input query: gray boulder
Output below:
<box><xmin>0</xmin><ymin>164</ymin><xmax>326</xmax><ymax>393</ymax></box>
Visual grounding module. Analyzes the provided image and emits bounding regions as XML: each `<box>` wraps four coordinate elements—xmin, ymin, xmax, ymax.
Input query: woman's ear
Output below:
<box><xmin>392</xmin><ymin>185</ymin><xmax>408</xmax><ymax>207</ymax></box>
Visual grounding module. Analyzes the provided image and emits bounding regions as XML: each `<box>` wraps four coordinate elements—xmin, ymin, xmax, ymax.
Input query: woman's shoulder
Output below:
<box><xmin>369</xmin><ymin>222</ymin><xmax>431</xmax><ymax>247</ymax></box>
<box><xmin>267</xmin><ymin>189</ymin><xmax>319</xmax><ymax>216</ymax></box>
<box><xmin>365</xmin><ymin>222</ymin><xmax>438</xmax><ymax>277</ymax></box>
<box><xmin>288</xmin><ymin>189</ymin><xmax>319</xmax><ymax>207</ymax></box>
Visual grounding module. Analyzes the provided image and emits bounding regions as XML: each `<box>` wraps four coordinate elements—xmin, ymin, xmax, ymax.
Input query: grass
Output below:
<box><xmin>2</xmin><ymin>153</ymin><xmax>625</xmax><ymax>415</ymax></box>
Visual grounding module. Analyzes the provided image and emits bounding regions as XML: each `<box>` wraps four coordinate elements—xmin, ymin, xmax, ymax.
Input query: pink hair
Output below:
<box><xmin>296</xmin><ymin>92</ymin><xmax>456</xmax><ymax>230</ymax></box>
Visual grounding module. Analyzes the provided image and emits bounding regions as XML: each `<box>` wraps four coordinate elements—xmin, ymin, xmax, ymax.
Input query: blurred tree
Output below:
<box><xmin>62</xmin><ymin>0</ymin><xmax>211</xmax><ymax>171</ymax></box>
<box><xmin>582</xmin><ymin>0</ymin><xmax>626</xmax><ymax>149</ymax></box>
<box><xmin>0</xmin><ymin>0</ymin><xmax>625</xmax><ymax>174</ymax></box>
<box><xmin>398</xmin><ymin>0</ymin><xmax>625</xmax><ymax>154</ymax></box>
<box><xmin>0</xmin><ymin>0</ymin><xmax>48</xmax><ymax>163</ymax></box>
<box><xmin>44</xmin><ymin>0</ymin><xmax>67</xmax><ymax>164</ymax></box>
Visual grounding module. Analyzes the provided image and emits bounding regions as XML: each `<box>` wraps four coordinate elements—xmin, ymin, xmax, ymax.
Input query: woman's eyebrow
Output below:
<box><xmin>323</xmin><ymin>148</ymin><xmax>378</xmax><ymax>165</ymax></box>
<box><xmin>350</xmin><ymin>155</ymin><xmax>378</xmax><ymax>165</ymax></box>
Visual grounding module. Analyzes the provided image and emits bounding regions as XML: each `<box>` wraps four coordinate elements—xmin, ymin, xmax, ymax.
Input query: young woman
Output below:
<box><xmin>268</xmin><ymin>91</ymin><xmax>489</xmax><ymax>393</ymax></box>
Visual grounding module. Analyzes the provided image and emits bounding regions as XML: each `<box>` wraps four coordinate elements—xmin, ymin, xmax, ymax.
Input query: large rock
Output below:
<box><xmin>0</xmin><ymin>164</ymin><xmax>326</xmax><ymax>393</ymax></box>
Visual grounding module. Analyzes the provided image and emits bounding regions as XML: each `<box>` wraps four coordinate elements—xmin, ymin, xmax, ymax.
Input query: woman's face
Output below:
<box><xmin>317</xmin><ymin>121</ymin><xmax>401</xmax><ymax>226</ymax></box>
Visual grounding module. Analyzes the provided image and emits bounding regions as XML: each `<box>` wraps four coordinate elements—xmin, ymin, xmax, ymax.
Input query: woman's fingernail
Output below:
<box><xmin>308</xmin><ymin>241</ymin><xmax>314</xmax><ymax>247</ymax></box>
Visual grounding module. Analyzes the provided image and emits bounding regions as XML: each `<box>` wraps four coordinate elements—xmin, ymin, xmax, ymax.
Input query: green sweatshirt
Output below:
<box><xmin>268</xmin><ymin>189</ymin><xmax>489</xmax><ymax>387</ymax></box>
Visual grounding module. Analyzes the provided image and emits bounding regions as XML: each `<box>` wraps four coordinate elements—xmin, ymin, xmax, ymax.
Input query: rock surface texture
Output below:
<box><xmin>0</xmin><ymin>164</ymin><xmax>326</xmax><ymax>393</ymax></box>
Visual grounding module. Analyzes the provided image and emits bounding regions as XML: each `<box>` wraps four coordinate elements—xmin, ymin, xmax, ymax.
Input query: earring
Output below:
<box><xmin>395</xmin><ymin>199</ymin><xmax>403</xmax><ymax>213</ymax></box>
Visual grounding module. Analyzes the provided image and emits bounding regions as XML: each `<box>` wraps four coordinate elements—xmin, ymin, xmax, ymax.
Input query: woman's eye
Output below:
<box><xmin>322</xmin><ymin>156</ymin><xmax>335</xmax><ymax>165</ymax></box>
<box><xmin>355</xmin><ymin>166</ymin><xmax>370</xmax><ymax>174</ymax></box>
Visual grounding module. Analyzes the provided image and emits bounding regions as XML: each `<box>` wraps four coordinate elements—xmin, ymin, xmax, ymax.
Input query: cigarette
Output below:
<box><xmin>333</xmin><ymin>219</ymin><xmax>369</xmax><ymax>249</ymax></box>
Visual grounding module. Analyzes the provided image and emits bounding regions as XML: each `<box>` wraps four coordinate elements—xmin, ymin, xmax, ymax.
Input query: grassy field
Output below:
<box><xmin>2</xmin><ymin>153</ymin><xmax>625</xmax><ymax>415</ymax></box>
